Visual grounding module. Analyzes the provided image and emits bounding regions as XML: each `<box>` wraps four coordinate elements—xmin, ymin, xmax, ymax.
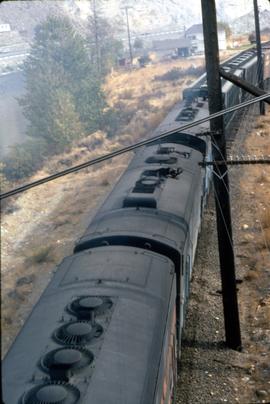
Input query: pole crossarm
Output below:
<box><xmin>200</xmin><ymin>157</ymin><xmax>270</xmax><ymax>166</ymax></box>
<box><xmin>219</xmin><ymin>68</ymin><xmax>270</xmax><ymax>104</ymax></box>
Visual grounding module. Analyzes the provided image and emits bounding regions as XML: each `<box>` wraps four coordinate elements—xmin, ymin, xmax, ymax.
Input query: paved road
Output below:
<box><xmin>0</xmin><ymin>71</ymin><xmax>28</xmax><ymax>158</ymax></box>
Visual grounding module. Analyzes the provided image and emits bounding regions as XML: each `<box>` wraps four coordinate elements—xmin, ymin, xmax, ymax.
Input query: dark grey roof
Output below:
<box><xmin>186</xmin><ymin>23</ymin><xmax>225</xmax><ymax>35</ymax></box>
<box><xmin>186</xmin><ymin>24</ymin><xmax>203</xmax><ymax>35</ymax></box>
<box><xmin>152</xmin><ymin>38</ymin><xmax>191</xmax><ymax>51</ymax></box>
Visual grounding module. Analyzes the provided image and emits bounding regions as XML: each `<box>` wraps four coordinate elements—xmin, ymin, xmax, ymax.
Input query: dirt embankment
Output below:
<box><xmin>176</xmin><ymin>107</ymin><xmax>270</xmax><ymax>404</ymax></box>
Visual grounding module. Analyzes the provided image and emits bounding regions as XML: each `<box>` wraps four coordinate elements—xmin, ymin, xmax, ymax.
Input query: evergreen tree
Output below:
<box><xmin>20</xmin><ymin>15</ymin><xmax>107</xmax><ymax>152</ymax></box>
<box><xmin>88</xmin><ymin>1</ymin><xmax>124</xmax><ymax>75</ymax></box>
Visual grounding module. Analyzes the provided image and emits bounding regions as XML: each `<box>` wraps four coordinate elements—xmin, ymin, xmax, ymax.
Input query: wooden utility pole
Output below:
<box><xmin>201</xmin><ymin>0</ymin><xmax>242</xmax><ymax>350</ymax></box>
<box><xmin>253</xmin><ymin>0</ymin><xmax>265</xmax><ymax>115</ymax></box>
<box><xmin>91</xmin><ymin>0</ymin><xmax>101</xmax><ymax>74</ymax></box>
<box><xmin>122</xmin><ymin>6</ymin><xmax>133</xmax><ymax>66</ymax></box>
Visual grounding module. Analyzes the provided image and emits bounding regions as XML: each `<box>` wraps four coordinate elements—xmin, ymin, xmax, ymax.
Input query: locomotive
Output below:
<box><xmin>2</xmin><ymin>47</ymin><xmax>264</xmax><ymax>404</ymax></box>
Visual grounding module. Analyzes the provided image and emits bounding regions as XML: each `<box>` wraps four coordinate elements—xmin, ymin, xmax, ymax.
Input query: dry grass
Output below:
<box><xmin>244</xmin><ymin>270</ymin><xmax>259</xmax><ymax>281</ymax></box>
<box><xmin>25</xmin><ymin>245</ymin><xmax>54</xmax><ymax>265</ymax></box>
<box><xmin>261</xmin><ymin>208</ymin><xmax>270</xmax><ymax>229</ymax></box>
<box><xmin>104</xmin><ymin>58</ymin><xmax>204</xmax><ymax>117</ymax></box>
<box><xmin>234</xmin><ymin>106</ymin><xmax>270</xmax><ymax>402</ymax></box>
<box><xmin>1</xmin><ymin>57</ymin><xmax>204</xmax><ymax>357</ymax></box>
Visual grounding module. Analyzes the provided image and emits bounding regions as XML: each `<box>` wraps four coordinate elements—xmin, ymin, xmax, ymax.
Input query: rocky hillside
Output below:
<box><xmin>231</xmin><ymin>9</ymin><xmax>270</xmax><ymax>34</ymax></box>
<box><xmin>1</xmin><ymin>0</ymin><xmax>270</xmax><ymax>41</ymax></box>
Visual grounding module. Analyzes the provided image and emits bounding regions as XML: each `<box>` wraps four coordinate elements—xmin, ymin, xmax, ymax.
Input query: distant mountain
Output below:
<box><xmin>230</xmin><ymin>9</ymin><xmax>270</xmax><ymax>34</ymax></box>
<box><xmin>0</xmin><ymin>0</ymin><xmax>269</xmax><ymax>40</ymax></box>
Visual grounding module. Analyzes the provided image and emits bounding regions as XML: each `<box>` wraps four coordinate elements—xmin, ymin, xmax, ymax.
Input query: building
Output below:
<box><xmin>152</xmin><ymin>38</ymin><xmax>192</xmax><ymax>59</ymax></box>
<box><xmin>0</xmin><ymin>23</ymin><xmax>11</xmax><ymax>33</ymax></box>
<box><xmin>185</xmin><ymin>24</ymin><xmax>227</xmax><ymax>54</ymax></box>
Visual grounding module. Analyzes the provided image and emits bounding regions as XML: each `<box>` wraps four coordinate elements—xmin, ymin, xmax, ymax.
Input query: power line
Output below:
<box><xmin>1</xmin><ymin>92</ymin><xmax>269</xmax><ymax>201</ymax></box>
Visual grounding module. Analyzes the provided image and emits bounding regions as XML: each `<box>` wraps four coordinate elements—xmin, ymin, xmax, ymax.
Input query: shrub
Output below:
<box><xmin>3</xmin><ymin>138</ymin><xmax>48</xmax><ymax>181</ymax></box>
<box><xmin>154</xmin><ymin>68</ymin><xmax>184</xmax><ymax>81</ymax></box>
<box><xmin>262</xmin><ymin>208</ymin><xmax>270</xmax><ymax>229</ymax></box>
<box><xmin>26</xmin><ymin>246</ymin><xmax>54</xmax><ymax>265</ymax></box>
<box><xmin>154</xmin><ymin>66</ymin><xmax>205</xmax><ymax>82</ymax></box>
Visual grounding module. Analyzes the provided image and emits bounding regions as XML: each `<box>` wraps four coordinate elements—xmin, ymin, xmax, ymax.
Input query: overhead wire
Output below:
<box><xmin>1</xmin><ymin>92</ymin><xmax>270</xmax><ymax>201</ymax></box>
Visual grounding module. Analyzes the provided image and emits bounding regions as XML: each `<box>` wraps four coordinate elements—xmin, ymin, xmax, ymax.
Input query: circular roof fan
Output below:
<box><xmin>21</xmin><ymin>382</ymin><xmax>80</xmax><ymax>404</ymax></box>
<box><xmin>140</xmin><ymin>179</ymin><xmax>159</xmax><ymax>187</ymax></box>
<box><xmin>68</xmin><ymin>296</ymin><xmax>112</xmax><ymax>320</ymax></box>
<box><xmin>54</xmin><ymin>321</ymin><xmax>103</xmax><ymax>346</ymax></box>
<box><xmin>41</xmin><ymin>347</ymin><xmax>94</xmax><ymax>379</ymax></box>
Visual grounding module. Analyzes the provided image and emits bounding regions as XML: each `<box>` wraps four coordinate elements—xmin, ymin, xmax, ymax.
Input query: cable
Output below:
<box><xmin>1</xmin><ymin>92</ymin><xmax>269</xmax><ymax>200</ymax></box>
<box><xmin>212</xmin><ymin>179</ymin><xmax>235</xmax><ymax>253</ymax></box>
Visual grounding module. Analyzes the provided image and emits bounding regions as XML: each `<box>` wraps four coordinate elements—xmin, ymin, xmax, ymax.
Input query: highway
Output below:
<box><xmin>0</xmin><ymin>71</ymin><xmax>28</xmax><ymax>158</ymax></box>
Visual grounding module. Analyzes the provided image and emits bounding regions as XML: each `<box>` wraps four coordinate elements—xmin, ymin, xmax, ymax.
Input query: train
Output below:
<box><xmin>2</xmin><ymin>46</ymin><xmax>268</xmax><ymax>404</ymax></box>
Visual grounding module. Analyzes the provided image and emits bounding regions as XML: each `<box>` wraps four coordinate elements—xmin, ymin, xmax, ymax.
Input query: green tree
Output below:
<box><xmin>88</xmin><ymin>1</ymin><xmax>124</xmax><ymax>75</ymax></box>
<box><xmin>47</xmin><ymin>89</ymin><xmax>85</xmax><ymax>153</ymax></box>
<box><xmin>133</xmin><ymin>37</ymin><xmax>144</xmax><ymax>50</ymax></box>
<box><xmin>20</xmin><ymin>15</ymin><xmax>107</xmax><ymax>152</ymax></box>
<box><xmin>217</xmin><ymin>21</ymin><xmax>232</xmax><ymax>40</ymax></box>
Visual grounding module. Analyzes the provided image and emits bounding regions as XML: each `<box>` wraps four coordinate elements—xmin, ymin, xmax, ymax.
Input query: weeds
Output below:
<box><xmin>25</xmin><ymin>246</ymin><xmax>54</xmax><ymax>265</ymax></box>
<box><xmin>121</xmin><ymin>89</ymin><xmax>133</xmax><ymax>99</ymax></box>
<box><xmin>154</xmin><ymin>66</ymin><xmax>205</xmax><ymax>82</ymax></box>
<box><xmin>256</xmin><ymin>172</ymin><xmax>269</xmax><ymax>184</ymax></box>
<box><xmin>101</xmin><ymin>178</ymin><xmax>110</xmax><ymax>186</ymax></box>
<box><xmin>261</xmin><ymin>208</ymin><xmax>270</xmax><ymax>229</ymax></box>
<box><xmin>244</xmin><ymin>270</ymin><xmax>259</xmax><ymax>281</ymax></box>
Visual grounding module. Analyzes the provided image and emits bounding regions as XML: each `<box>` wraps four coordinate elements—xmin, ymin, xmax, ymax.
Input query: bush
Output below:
<box><xmin>0</xmin><ymin>162</ymin><xmax>9</xmax><ymax>193</ymax></box>
<box><xmin>2</xmin><ymin>138</ymin><xmax>48</xmax><ymax>181</ymax></box>
<box><xmin>26</xmin><ymin>246</ymin><xmax>54</xmax><ymax>265</ymax></box>
<box><xmin>154</xmin><ymin>66</ymin><xmax>205</xmax><ymax>82</ymax></box>
<box><xmin>154</xmin><ymin>68</ymin><xmax>184</xmax><ymax>81</ymax></box>
<box><xmin>101</xmin><ymin>106</ymin><xmax>134</xmax><ymax>138</ymax></box>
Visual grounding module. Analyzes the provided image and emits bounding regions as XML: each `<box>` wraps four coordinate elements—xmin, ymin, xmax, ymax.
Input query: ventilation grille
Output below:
<box><xmin>40</xmin><ymin>347</ymin><xmax>94</xmax><ymax>381</ymax></box>
<box><xmin>21</xmin><ymin>382</ymin><xmax>80</xmax><ymax>404</ymax></box>
<box><xmin>146</xmin><ymin>156</ymin><xmax>177</xmax><ymax>164</ymax></box>
<box><xmin>54</xmin><ymin>321</ymin><xmax>103</xmax><ymax>346</ymax></box>
<box><xmin>156</xmin><ymin>146</ymin><xmax>175</xmax><ymax>154</ymax></box>
<box><xmin>132</xmin><ymin>178</ymin><xmax>160</xmax><ymax>194</ymax></box>
<box><xmin>176</xmin><ymin>107</ymin><xmax>199</xmax><ymax>122</ymax></box>
<box><xmin>68</xmin><ymin>296</ymin><xmax>112</xmax><ymax>320</ymax></box>
<box><xmin>141</xmin><ymin>167</ymin><xmax>182</xmax><ymax>179</ymax></box>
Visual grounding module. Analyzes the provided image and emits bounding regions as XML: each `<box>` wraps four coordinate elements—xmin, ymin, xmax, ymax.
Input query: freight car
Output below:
<box><xmin>2</xmin><ymin>47</ymin><xmax>263</xmax><ymax>404</ymax></box>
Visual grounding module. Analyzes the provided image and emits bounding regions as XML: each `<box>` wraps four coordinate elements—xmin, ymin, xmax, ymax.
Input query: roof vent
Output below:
<box><xmin>41</xmin><ymin>347</ymin><xmax>94</xmax><ymax>381</ymax></box>
<box><xmin>54</xmin><ymin>321</ymin><xmax>103</xmax><ymax>346</ymax></box>
<box><xmin>123</xmin><ymin>196</ymin><xmax>157</xmax><ymax>209</ymax></box>
<box><xmin>142</xmin><ymin>167</ymin><xmax>182</xmax><ymax>179</ymax></box>
<box><xmin>176</xmin><ymin>107</ymin><xmax>198</xmax><ymax>122</ymax></box>
<box><xmin>132</xmin><ymin>178</ymin><xmax>160</xmax><ymax>194</ymax></box>
<box><xmin>68</xmin><ymin>296</ymin><xmax>112</xmax><ymax>320</ymax></box>
<box><xmin>21</xmin><ymin>382</ymin><xmax>80</xmax><ymax>404</ymax></box>
<box><xmin>146</xmin><ymin>155</ymin><xmax>177</xmax><ymax>164</ymax></box>
<box><xmin>156</xmin><ymin>146</ymin><xmax>175</xmax><ymax>154</ymax></box>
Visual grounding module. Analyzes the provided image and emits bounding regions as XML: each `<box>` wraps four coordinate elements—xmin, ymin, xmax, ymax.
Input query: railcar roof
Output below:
<box><xmin>3</xmin><ymin>247</ymin><xmax>175</xmax><ymax>404</ymax></box>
